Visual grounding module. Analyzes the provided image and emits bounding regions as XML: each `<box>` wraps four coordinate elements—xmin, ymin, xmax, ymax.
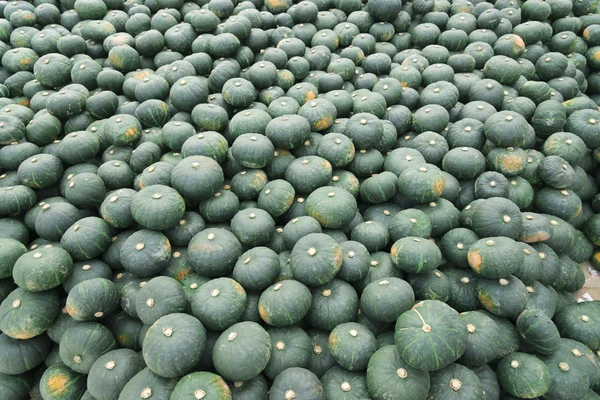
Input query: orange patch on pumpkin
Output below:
<box><xmin>432</xmin><ymin>176</ymin><xmax>445</xmax><ymax>196</ymax></box>
<box><xmin>46</xmin><ymin>374</ymin><xmax>68</xmax><ymax>394</ymax></box>
<box><xmin>314</xmin><ymin>116</ymin><xmax>333</xmax><ymax>131</ymax></box>
<box><xmin>478</xmin><ymin>292</ymin><xmax>496</xmax><ymax>312</ymax></box>
<box><xmin>501</xmin><ymin>154</ymin><xmax>526</xmax><ymax>174</ymax></box>
<box><xmin>467</xmin><ymin>250</ymin><xmax>482</xmax><ymax>272</ymax></box>
<box><xmin>123</xmin><ymin>126</ymin><xmax>139</xmax><ymax>138</ymax></box>
<box><xmin>304</xmin><ymin>91</ymin><xmax>317</xmax><ymax>102</ymax></box>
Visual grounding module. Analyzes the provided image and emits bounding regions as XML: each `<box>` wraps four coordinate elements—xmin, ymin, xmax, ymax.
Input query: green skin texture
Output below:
<box><xmin>517</xmin><ymin>309</ymin><xmax>563</xmax><ymax>355</ymax></box>
<box><xmin>258</xmin><ymin>280</ymin><xmax>312</xmax><ymax>327</ymax></box>
<box><xmin>497</xmin><ymin>353</ymin><xmax>552</xmax><ymax>398</ymax></box>
<box><xmin>391</xmin><ymin>236</ymin><xmax>442</xmax><ymax>275</ymax></box>
<box><xmin>366</xmin><ymin>345</ymin><xmax>431</xmax><ymax>400</ymax></box>
<box><xmin>395</xmin><ymin>300</ymin><xmax>467</xmax><ymax>372</ymax></box>
<box><xmin>329</xmin><ymin>322</ymin><xmax>377</xmax><ymax>372</ymax></box>
<box><xmin>212</xmin><ymin>322</ymin><xmax>272</xmax><ymax>382</ymax></box>
<box><xmin>0</xmin><ymin>287</ymin><xmax>60</xmax><ymax>340</ymax></box>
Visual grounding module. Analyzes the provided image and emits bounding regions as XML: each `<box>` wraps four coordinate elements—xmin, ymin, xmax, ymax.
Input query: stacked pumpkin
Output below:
<box><xmin>1</xmin><ymin>0</ymin><xmax>600</xmax><ymax>398</ymax></box>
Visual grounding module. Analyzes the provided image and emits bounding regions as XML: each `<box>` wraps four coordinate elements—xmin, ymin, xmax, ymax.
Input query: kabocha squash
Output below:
<box><xmin>212</xmin><ymin>321</ymin><xmax>271</xmax><ymax>382</ymax></box>
<box><xmin>264</xmin><ymin>326</ymin><xmax>312</xmax><ymax>380</ymax></box>
<box><xmin>395</xmin><ymin>300</ymin><xmax>467</xmax><ymax>372</ymax></box>
<box><xmin>0</xmin><ymin>287</ymin><xmax>59</xmax><ymax>340</ymax></box>
<box><xmin>258</xmin><ymin>280</ymin><xmax>312</xmax><ymax>327</ymax></box>
<box><xmin>12</xmin><ymin>246</ymin><xmax>73</xmax><ymax>291</ymax></box>
<box><xmin>391</xmin><ymin>237</ymin><xmax>442</xmax><ymax>275</ymax></box>
<box><xmin>87</xmin><ymin>348</ymin><xmax>145</xmax><ymax>400</ymax></box>
<box><xmin>130</xmin><ymin>184</ymin><xmax>185</xmax><ymax>231</ymax></box>
<box><xmin>143</xmin><ymin>313</ymin><xmax>207</xmax><ymax>378</ymax></box>
<box><xmin>191</xmin><ymin>277</ymin><xmax>247</xmax><ymax>331</ymax></box>
<box><xmin>40</xmin><ymin>363</ymin><xmax>86</xmax><ymax>400</ymax></box>
<box><xmin>497</xmin><ymin>352</ymin><xmax>552</xmax><ymax>398</ymax></box>
<box><xmin>59</xmin><ymin>322</ymin><xmax>117</xmax><ymax>374</ymax></box>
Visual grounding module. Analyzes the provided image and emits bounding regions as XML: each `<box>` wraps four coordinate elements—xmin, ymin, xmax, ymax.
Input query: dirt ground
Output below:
<box><xmin>573</xmin><ymin>262</ymin><xmax>600</xmax><ymax>301</ymax></box>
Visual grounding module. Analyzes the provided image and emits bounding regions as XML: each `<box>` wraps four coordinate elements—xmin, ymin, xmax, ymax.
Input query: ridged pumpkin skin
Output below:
<box><xmin>366</xmin><ymin>345</ymin><xmax>431</xmax><ymax>400</ymax></box>
<box><xmin>86</xmin><ymin>348</ymin><xmax>145</xmax><ymax>400</ymax></box>
<box><xmin>12</xmin><ymin>246</ymin><xmax>73</xmax><ymax>292</ymax></box>
<box><xmin>516</xmin><ymin>309</ymin><xmax>561</xmax><ymax>355</ymax></box>
<box><xmin>130</xmin><ymin>184</ymin><xmax>186</xmax><ymax>231</ymax></box>
<box><xmin>290</xmin><ymin>233</ymin><xmax>343</xmax><ymax>287</ymax></box>
<box><xmin>40</xmin><ymin>363</ymin><xmax>86</xmax><ymax>400</ymax></box>
<box><xmin>117</xmin><ymin>368</ymin><xmax>177</xmax><ymax>400</ymax></box>
<box><xmin>0</xmin><ymin>333</ymin><xmax>51</xmax><ymax>375</ymax></box>
<box><xmin>65</xmin><ymin>278</ymin><xmax>120</xmax><ymax>322</ymax></box>
<box><xmin>391</xmin><ymin>237</ymin><xmax>443</xmax><ymax>275</ymax></box>
<box><xmin>305</xmin><ymin>186</ymin><xmax>357</xmax><ymax>229</ymax></box>
<box><xmin>59</xmin><ymin>322</ymin><xmax>117</xmax><ymax>374</ymax></box>
<box><xmin>428</xmin><ymin>363</ymin><xmax>484</xmax><ymax>400</ymax></box>
<box><xmin>142</xmin><ymin>313</ymin><xmax>207</xmax><ymax>378</ymax></box>
<box><xmin>0</xmin><ymin>287</ymin><xmax>60</xmax><ymax>340</ymax></box>
<box><xmin>269</xmin><ymin>367</ymin><xmax>325</xmax><ymax>400</ymax></box>
<box><xmin>212</xmin><ymin>321</ymin><xmax>272</xmax><ymax>382</ymax></box>
<box><xmin>259</xmin><ymin>280</ymin><xmax>312</xmax><ymax>327</ymax></box>
<box><xmin>329</xmin><ymin>322</ymin><xmax>377</xmax><ymax>372</ymax></box>
<box><xmin>497</xmin><ymin>352</ymin><xmax>551</xmax><ymax>398</ymax></box>
<box><xmin>395</xmin><ymin>300</ymin><xmax>467</xmax><ymax>372</ymax></box>
<box><xmin>171</xmin><ymin>371</ymin><xmax>232</xmax><ymax>400</ymax></box>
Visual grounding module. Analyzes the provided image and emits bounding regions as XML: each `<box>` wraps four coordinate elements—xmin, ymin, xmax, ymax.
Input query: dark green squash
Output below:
<box><xmin>87</xmin><ymin>348</ymin><xmax>145</xmax><ymax>400</ymax></box>
<box><xmin>65</xmin><ymin>278</ymin><xmax>120</xmax><ymax>322</ymax></box>
<box><xmin>60</xmin><ymin>217</ymin><xmax>112</xmax><ymax>261</ymax></box>
<box><xmin>264</xmin><ymin>326</ymin><xmax>312</xmax><ymax>381</ymax></box>
<box><xmin>395</xmin><ymin>300</ymin><xmax>467</xmax><ymax>372</ymax></box>
<box><xmin>306</xmin><ymin>279</ymin><xmax>359</xmax><ymax>331</ymax></box>
<box><xmin>258</xmin><ymin>280</ymin><xmax>311</xmax><ymax>327</ymax></box>
<box><xmin>142</xmin><ymin>313</ymin><xmax>207</xmax><ymax>378</ymax></box>
<box><xmin>329</xmin><ymin>322</ymin><xmax>377</xmax><ymax>372</ymax></box>
<box><xmin>428</xmin><ymin>363</ymin><xmax>484</xmax><ymax>400</ymax></box>
<box><xmin>130</xmin><ymin>184</ymin><xmax>186</xmax><ymax>230</ymax></box>
<box><xmin>40</xmin><ymin>363</ymin><xmax>86</xmax><ymax>400</ymax></box>
<box><xmin>390</xmin><ymin>237</ymin><xmax>442</xmax><ymax>274</ymax></box>
<box><xmin>289</xmin><ymin>233</ymin><xmax>342</xmax><ymax>286</ymax></box>
<box><xmin>360</xmin><ymin>277</ymin><xmax>414</xmax><ymax>323</ymax></box>
<box><xmin>0</xmin><ymin>332</ymin><xmax>51</xmax><ymax>375</ymax></box>
<box><xmin>12</xmin><ymin>246</ymin><xmax>73</xmax><ymax>292</ymax></box>
<box><xmin>459</xmin><ymin>310</ymin><xmax>502</xmax><ymax>366</ymax></box>
<box><xmin>516</xmin><ymin>308</ymin><xmax>560</xmax><ymax>355</ymax></box>
<box><xmin>212</xmin><ymin>321</ymin><xmax>271</xmax><ymax>382</ymax></box>
<box><xmin>117</xmin><ymin>368</ymin><xmax>177</xmax><ymax>400</ymax></box>
<box><xmin>170</xmin><ymin>371</ymin><xmax>232</xmax><ymax>400</ymax></box>
<box><xmin>136</xmin><ymin>276</ymin><xmax>187</xmax><ymax>326</ymax></box>
<box><xmin>120</xmin><ymin>229</ymin><xmax>171</xmax><ymax>277</ymax></box>
<box><xmin>476</xmin><ymin>276</ymin><xmax>528</xmax><ymax>318</ymax></box>
<box><xmin>191</xmin><ymin>277</ymin><xmax>246</xmax><ymax>331</ymax></box>
<box><xmin>497</xmin><ymin>352</ymin><xmax>552</xmax><ymax>398</ymax></box>
<box><xmin>59</xmin><ymin>322</ymin><xmax>117</xmax><ymax>374</ymax></box>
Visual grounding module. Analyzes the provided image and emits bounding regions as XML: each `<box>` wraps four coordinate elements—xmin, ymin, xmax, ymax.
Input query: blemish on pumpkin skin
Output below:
<box><xmin>258</xmin><ymin>303</ymin><xmax>268</xmax><ymax>322</ymax></box>
<box><xmin>500</xmin><ymin>155</ymin><xmax>526</xmax><ymax>173</ymax></box>
<box><xmin>47</xmin><ymin>374</ymin><xmax>68</xmax><ymax>394</ymax></box>
<box><xmin>467</xmin><ymin>250</ymin><xmax>482</xmax><ymax>272</ymax></box>
<box><xmin>593</xmin><ymin>51</ymin><xmax>600</xmax><ymax>62</ymax></box>
<box><xmin>123</xmin><ymin>126</ymin><xmax>139</xmax><ymax>137</ymax></box>
<box><xmin>19</xmin><ymin>58</ymin><xmax>33</xmax><ymax>65</ymax></box>
<box><xmin>232</xmin><ymin>281</ymin><xmax>245</xmax><ymax>295</ymax></box>
<box><xmin>314</xmin><ymin>116</ymin><xmax>333</xmax><ymax>131</ymax></box>
<box><xmin>432</xmin><ymin>176</ymin><xmax>445</xmax><ymax>196</ymax></box>
<box><xmin>108</xmin><ymin>54</ymin><xmax>121</xmax><ymax>68</ymax></box>
<box><xmin>117</xmin><ymin>333</ymin><xmax>130</xmax><ymax>345</ymax></box>
<box><xmin>594</xmin><ymin>253</ymin><xmax>600</xmax><ymax>264</ymax></box>
<box><xmin>304</xmin><ymin>91</ymin><xmax>317</xmax><ymax>103</ymax></box>
<box><xmin>478</xmin><ymin>292</ymin><xmax>496</xmax><ymax>312</ymax></box>
<box><xmin>174</xmin><ymin>267</ymin><xmax>192</xmax><ymax>281</ymax></box>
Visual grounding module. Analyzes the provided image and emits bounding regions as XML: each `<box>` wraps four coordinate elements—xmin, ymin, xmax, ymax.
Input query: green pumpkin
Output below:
<box><xmin>269</xmin><ymin>367</ymin><xmax>324</xmax><ymax>400</ymax></box>
<box><xmin>118</xmin><ymin>368</ymin><xmax>177</xmax><ymax>400</ymax></box>
<box><xmin>264</xmin><ymin>326</ymin><xmax>312</xmax><ymax>380</ymax></box>
<box><xmin>105</xmin><ymin>312</ymin><xmax>144</xmax><ymax>351</ymax></box>
<box><xmin>12</xmin><ymin>246</ymin><xmax>73</xmax><ymax>292</ymax></box>
<box><xmin>440</xmin><ymin>228</ymin><xmax>479</xmax><ymax>269</ymax></box>
<box><xmin>321</xmin><ymin>365</ymin><xmax>370</xmax><ymax>399</ymax></box>
<box><xmin>230</xmin><ymin>208</ymin><xmax>275</xmax><ymax>247</ymax></box>
<box><xmin>306</xmin><ymin>279</ymin><xmax>359</xmax><ymax>331</ymax></box>
<box><xmin>191</xmin><ymin>277</ymin><xmax>247</xmax><ymax>331</ymax></box>
<box><xmin>554</xmin><ymin>302</ymin><xmax>600</xmax><ymax>351</ymax></box>
<box><xmin>143</xmin><ymin>313</ymin><xmax>207</xmax><ymax>378</ymax></box>
<box><xmin>59</xmin><ymin>322</ymin><xmax>117</xmax><ymax>374</ymax></box>
<box><xmin>136</xmin><ymin>276</ymin><xmax>187</xmax><ymax>326</ymax></box>
<box><xmin>541</xmin><ymin>351</ymin><xmax>590</xmax><ymax>400</ymax></box>
<box><xmin>428</xmin><ymin>363</ymin><xmax>484</xmax><ymax>400</ymax></box>
<box><xmin>171</xmin><ymin>371</ymin><xmax>231</xmax><ymax>400</ymax></box>
<box><xmin>305</xmin><ymin>186</ymin><xmax>358</xmax><ymax>229</ymax></box>
<box><xmin>87</xmin><ymin>348</ymin><xmax>145</xmax><ymax>400</ymax></box>
<box><xmin>328</xmin><ymin>322</ymin><xmax>377</xmax><ymax>372</ymax></box>
<box><xmin>188</xmin><ymin>228</ymin><xmax>242</xmax><ymax>277</ymax></box>
<box><xmin>442</xmin><ymin>267</ymin><xmax>481</xmax><ymax>313</ymax></box>
<box><xmin>366</xmin><ymin>345</ymin><xmax>430</xmax><ymax>400</ymax></box>
<box><xmin>467</xmin><ymin>237</ymin><xmax>523</xmax><ymax>279</ymax></box>
<box><xmin>407</xmin><ymin>270</ymin><xmax>451</xmax><ymax>302</ymax></box>
<box><xmin>459</xmin><ymin>310</ymin><xmax>502</xmax><ymax>366</ymax></box>
<box><xmin>60</xmin><ymin>217</ymin><xmax>112</xmax><ymax>261</ymax></box>
<box><xmin>520</xmin><ymin>212</ymin><xmax>551</xmax><ymax>243</ymax></box>
<box><xmin>65</xmin><ymin>278</ymin><xmax>120</xmax><ymax>322</ymax></box>
<box><xmin>120</xmin><ymin>229</ymin><xmax>171</xmax><ymax>277</ymax></box>
<box><xmin>476</xmin><ymin>276</ymin><xmax>528</xmax><ymax>318</ymax></box>
<box><xmin>395</xmin><ymin>300</ymin><xmax>467</xmax><ymax>372</ymax></box>
<box><xmin>470</xmin><ymin>197</ymin><xmax>523</xmax><ymax>239</ymax></box>
<box><xmin>40</xmin><ymin>363</ymin><xmax>86</xmax><ymax>400</ymax></box>
<box><xmin>258</xmin><ymin>280</ymin><xmax>312</xmax><ymax>327</ymax></box>
<box><xmin>0</xmin><ymin>185</ymin><xmax>36</xmax><ymax>217</ymax></box>
<box><xmin>360</xmin><ymin>277</ymin><xmax>414</xmax><ymax>323</ymax></box>
<box><xmin>391</xmin><ymin>237</ymin><xmax>442</xmax><ymax>274</ymax></box>
<box><xmin>289</xmin><ymin>233</ymin><xmax>343</xmax><ymax>286</ymax></box>
<box><xmin>0</xmin><ymin>239</ymin><xmax>26</xmax><ymax>279</ymax></box>
<box><xmin>0</xmin><ymin>371</ymin><xmax>32</xmax><ymax>400</ymax></box>
<box><xmin>516</xmin><ymin>308</ymin><xmax>561</xmax><ymax>355</ymax></box>
<box><xmin>0</xmin><ymin>286</ymin><xmax>60</xmax><ymax>340</ymax></box>
<box><xmin>213</xmin><ymin>321</ymin><xmax>271</xmax><ymax>382</ymax></box>
<box><xmin>0</xmin><ymin>333</ymin><xmax>51</xmax><ymax>375</ymax></box>
<box><xmin>497</xmin><ymin>352</ymin><xmax>552</xmax><ymax>398</ymax></box>
<box><xmin>130</xmin><ymin>184</ymin><xmax>186</xmax><ymax>230</ymax></box>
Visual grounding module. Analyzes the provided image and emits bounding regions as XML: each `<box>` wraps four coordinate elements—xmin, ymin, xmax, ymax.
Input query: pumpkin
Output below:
<box><xmin>212</xmin><ymin>321</ymin><xmax>271</xmax><ymax>382</ymax></box>
<box><xmin>258</xmin><ymin>280</ymin><xmax>312</xmax><ymax>326</ymax></box>
<box><xmin>143</xmin><ymin>313</ymin><xmax>207</xmax><ymax>378</ymax></box>
<box><xmin>395</xmin><ymin>300</ymin><xmax>467</xmax><ymax>372</ymax></box>
<box><xmin>59</xmin><ymin>322</ymin><xmax>117</xmax><ymax>374</ymax></box>
<box><xmin>40</xmin><ymin>363</ymin><xmax>86</xmax><ymax>400</ymax></box>
<box><xmin>390</xmin><ymin>236</ymin><xmax>442</xmax><ymax>275</ymax></box>
<box><xmin>191</xmin><ymin>277</ymin><xmax>247</xmax><ymax>331</ymax></box>
<box><xmin>289</xmin><ymin>233</ymin><xmax>343</xmax><ymax>286</ymax></box>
